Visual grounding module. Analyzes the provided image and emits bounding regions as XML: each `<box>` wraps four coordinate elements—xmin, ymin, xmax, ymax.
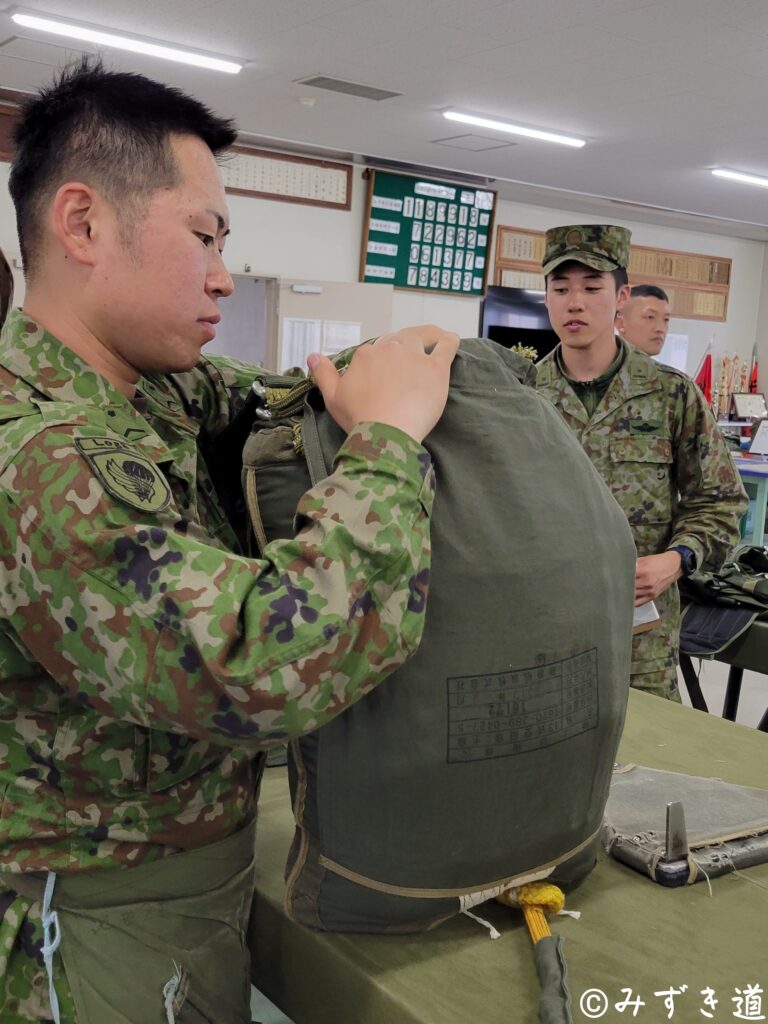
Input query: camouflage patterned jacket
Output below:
<box><xmin>0</xmin><ymin>310</ymin><xmax>435</xmax><ymax>874</ymax></box>
<box><xmin>536</xmin><ymin>339</ymin><xmax>747</xmax><ymax>685</ymax></box>
<box><xmin>536</xmin><ymin>339</ymin><xmax>746</xmax><ymax>566</ymax></box>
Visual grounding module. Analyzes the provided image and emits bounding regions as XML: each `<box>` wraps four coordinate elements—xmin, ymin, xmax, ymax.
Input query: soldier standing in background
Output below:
<box><xmin>0</xmin><ymin>60</ymin><xmax>457</xmax><ymax>1022</ymax></box>
<box><xmin>616</xmin><ymin>283</ymin><xmax>672</xmax><ymax>358</ymax></box>
<box><xmin>536</xmin><ymin>225</ymin><xmax>746</xmax><ymax>701</ymax></box>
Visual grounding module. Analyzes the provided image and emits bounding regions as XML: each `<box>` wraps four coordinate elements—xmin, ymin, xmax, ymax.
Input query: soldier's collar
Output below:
<box><xmin>535</xmin><ymin>349</ymin><xmax>559</xmax><ymax>385</ymax></box>
<box><xmin>135</xmin><ymin>373</ymin><xmax>198</xmax><ymax>436</ymax></box>
<box><xmin>0</xmin><ymin>309</ymin><xmax>182</xmax><ymax>460</ymax></box>
<box><xmin>0</xmin><ymin>307</ymin><xmax>134</xmax><ymax>410</ymax></box>
<box><xmin>619</xmin><ymin>335</ymin><xmax>664</xmax><ymax>386</ymax></box>
<box><xmin>555</xmin><ymin>337</ymin><xmax>625</xmax><ymax>387</ymax></box>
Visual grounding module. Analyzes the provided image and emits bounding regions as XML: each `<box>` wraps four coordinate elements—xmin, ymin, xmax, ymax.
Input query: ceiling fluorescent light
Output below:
<box><xmin>443</xmin><ymin>111</ymin><xmax>585</xmax><ymax>149</ymax></box>
<box><xmin>11</xmin><ymin>12</ymin><xmax>242</xmax><ymax>74</ymax></box>
<box><xmin>712</xmin><ymin>168</ymin><xmax>768</xmax><ymax>189</ymax></box>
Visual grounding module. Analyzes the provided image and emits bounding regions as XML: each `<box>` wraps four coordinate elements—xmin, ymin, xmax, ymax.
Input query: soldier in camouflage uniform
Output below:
<box><xmin>615</xmin><ymin>284</ymin><xmax>672</xmax><ymax>358</ymax></box>
<box><xmin>536</xmin><ymin>225</ymin><xmax>747</xmax><ymax>701</ymax></box>
<box><xmin>0</xmin><ymin>62</ymin><xmax>458</xmax><ymax>1022</ymax></box>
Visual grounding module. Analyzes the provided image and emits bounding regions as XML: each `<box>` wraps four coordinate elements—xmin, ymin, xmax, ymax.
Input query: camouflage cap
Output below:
<box><xmin>542</xmin><ymin>224</ymin><xmax>631</xmax><ymax>275</ymax></box>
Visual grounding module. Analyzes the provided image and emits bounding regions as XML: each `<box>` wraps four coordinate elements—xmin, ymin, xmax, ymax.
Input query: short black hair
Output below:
<box><xmin>629</xmin><ymin>283</ymin><xmax>669</xmax><ymax>302</ymax></box>
<box><xmin>9</xmin><ymin>58</ymin><xmax>237</xmax><ymax>277</ymax></box>
<box><xmin>612</xmin><ymin>267</ymin><xmax>629</xmax><ymax>289</ymax></box>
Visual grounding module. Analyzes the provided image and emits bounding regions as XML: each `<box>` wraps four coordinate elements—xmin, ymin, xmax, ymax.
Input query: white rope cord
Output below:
<box><xmin>689</xmin><ymin>854</ymin><xmax>714</xmax><ymax>898</ymax></box>
<box><xmin>40</xmin><ymin>872</ymin><xmax>62</xmax><ymax>1024</ymax></box>
<box><xmin>461</xmin><ymin>908</ymin><xmax>502</xmax><ymax>939</ymax></box>
<box><xmin>162</xmin><ymin>961</ymin><xmax>184</xmax><ymax>1024</ymax></box>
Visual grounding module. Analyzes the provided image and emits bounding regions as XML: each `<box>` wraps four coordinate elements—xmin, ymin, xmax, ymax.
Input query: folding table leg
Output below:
<box><xmin>722</xmin><ymin>667</ymin><xmax>743</xmax><ymax>722</ymax></box>
<box><xmin>678</xmin><ymin>653</ymin><xmax>709</xmax><ymax>713</ymax></box>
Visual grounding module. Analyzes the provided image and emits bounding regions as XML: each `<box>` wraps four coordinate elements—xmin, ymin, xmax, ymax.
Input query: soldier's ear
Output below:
<box><xmin>615</xmin><ymin>284</ymin><xmax>632</xmax><ymax>312</ymax></box>
<box><xmin>50</xmin><ymin>182</ymin><xmax>101</xmax><ymax>268</ymax></box>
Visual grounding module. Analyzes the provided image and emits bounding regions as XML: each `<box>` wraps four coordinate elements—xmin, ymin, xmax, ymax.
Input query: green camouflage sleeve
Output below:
<box><xmin>162</xmin><ymin>352</ymin><xmax>268</xmax><ymax>438</ymax></box>
<box><xmin>0</xmin><ymin>422</ymin><xmax>434</xmax><ymax>746</ymax></box>
<box><xmin>668</xmin><ymin>376</ymin><xmax>748</xmax><ymax>570</ymax></box>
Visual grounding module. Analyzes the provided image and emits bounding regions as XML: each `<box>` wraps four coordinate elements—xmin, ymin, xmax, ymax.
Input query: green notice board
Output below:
<box><xmin>360</xmin><ymin>169</ymin><xmax>496</xmax><ymax>296</ymax></box>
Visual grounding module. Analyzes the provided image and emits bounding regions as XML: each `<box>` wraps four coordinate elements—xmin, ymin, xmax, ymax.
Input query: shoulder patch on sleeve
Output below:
<box><xmin>74</xmin><ymin>436</ymin><xmax>171</xmax><ymax>513</ymax></box>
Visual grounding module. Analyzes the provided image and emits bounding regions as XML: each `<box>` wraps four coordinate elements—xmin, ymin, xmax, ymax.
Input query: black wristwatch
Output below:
<box><xmin>669</xmin><ymin>545</ymin><xmax>697</xmax><ymax>577</ymax></box>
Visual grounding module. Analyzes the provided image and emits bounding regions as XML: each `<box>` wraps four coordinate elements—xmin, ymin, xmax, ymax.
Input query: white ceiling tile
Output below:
<box><xmin>349</xmin><ymin>24</ymin><xmax>524</xmax><ymax>72</ymax></box>
<box><xmin>441</xmin><ymin>1</ymin><xmax>584</xmax><ymax>43</ymax></box>
<box><xmin>3</xmin><ymin>0</ymin><xmax>768</xmax><ymax>227</ymax></box>
<box><xmin>306</xmin><ymin>0</ymin><xmax>435</xmax><ymax>43</ymax></box>
<box><xmin>707</xmin><ymin>47</ymin><xmax>768</xmax><ymax>78</ymax></box>
<box><xmin>0</xmin><ymin>35</ymin><xmax>89</xmax><ymax>64</ymax></box>
<box><xmin>597</xmin><ymin>4</ymin><xmax>714</xmax><ymax>42</ymax></box>
<box><xmin>471</xmin><ymin>25</ymin><xmax>641</xmax><ymax>77</ymax></box>
<box><xmin>165</xmin><ymin>0</ymin><xmax>363</xmax><ymax>44</ymax></box>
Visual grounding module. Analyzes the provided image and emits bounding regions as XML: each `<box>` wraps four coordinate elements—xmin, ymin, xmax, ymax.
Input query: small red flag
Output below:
<box><xmin>694</xmin><ymin>352</ymin><xmax>713</xmax><ymax>405</ymax></box>
<box><xmin>749</xmin><ymin>344</ymin><xmax>759</xmax><ymax>393</ymax></box>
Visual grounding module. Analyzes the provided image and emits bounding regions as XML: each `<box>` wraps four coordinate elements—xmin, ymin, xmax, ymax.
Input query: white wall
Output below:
<box><xmin>223</xmin><ymin>168</ymin><xmax>483</xmax><ymax>338</ymax></box>
<box><xmin>224</xmin><ymin>167</ymin><xmax>767</xmax><ymax>376</ymax></box>
<box><xmin>0</xmin><ymin>164</ymin><xmax>25</xmax><ymax>304</ymax></box>
<box><xmin>1</xmin><ymin>159</ymin><xmax>765</xmax><ymax>383</ymax></box>
<box><xmin>753</xmin><ymin>247</ymin><xmax>768</xmax><ymax>394</ymax></box>
<box><xmin>224</xmin><ymin>172</ymin><xmax>366</xmax><ymax>284</ymax></box>
<box><xmin>204</xmin><ymin>274</ymin><xmax>270</xmax><ymax>365</ymax></box>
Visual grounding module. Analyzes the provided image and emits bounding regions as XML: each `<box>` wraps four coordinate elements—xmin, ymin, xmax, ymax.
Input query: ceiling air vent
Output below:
<box><xmin>432</xmin><ymin>134</ymin><xmax>516</xmax><ymax>152</ymax></box>
<box><xmin>295</xmin><ymin>75</ymin><xmax>401</xmax><ymax>101</ymax></box>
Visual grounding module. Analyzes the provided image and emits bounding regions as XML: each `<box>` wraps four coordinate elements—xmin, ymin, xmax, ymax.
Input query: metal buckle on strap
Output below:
<box><xmin>251</xmin><ymin>380</ymin><xmax>273</xmax><ymax>420</ymax></box>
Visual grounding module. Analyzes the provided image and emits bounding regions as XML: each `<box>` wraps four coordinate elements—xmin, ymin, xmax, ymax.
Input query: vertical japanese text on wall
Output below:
<box><xmin>360</xmin><ymin>169</ymin><xmax>496</xmax><ymax>296</ymax></box>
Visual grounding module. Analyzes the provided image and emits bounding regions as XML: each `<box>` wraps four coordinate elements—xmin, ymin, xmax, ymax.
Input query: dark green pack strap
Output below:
<box><xmin>245</xmin><ymin>467</ymin><xmax>269</xmax><ymax>555</ymax></box>
<box><xmin>269</xmin><ymin>348</ymin><xmax>362</xmax><ymax>487</ymax></box>
<box><xmin>301</xmin><ymin>393</ymin><xmax>332</xmax><ymax>487</ymax></box>
<box><xmin>242</xmin><ymin>376</ymin><xmax>313</xmax><ymax>555</ymax></box>
<box><xmin>259</xmin><ymin>377</ymin><xmax>313</xmax><ymax>417</ymax></box>
<box><xmin>241</xmin><ymin>370</ymin><xmax>345</xmax><ymax>550</ymax></box>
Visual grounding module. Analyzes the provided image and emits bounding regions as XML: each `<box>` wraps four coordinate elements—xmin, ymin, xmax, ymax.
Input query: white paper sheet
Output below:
<box><xmin>654</xmin><ymin>333</ymin><xmax>688</xmax><ymax>373</ymax></box>
<box><xmin>280</xmin><ymin>317</ymin><xmax>322</xmax><ymax>371</ymax></box>
<box><xmin>322</xmin><ymin>321</ymin><xmax>362</xmax><ymax>356</ymax></box>
<box><xmin>749</xmin><ymin>419</ymin><xmax>768</xmax><ymax>456</ymax></box>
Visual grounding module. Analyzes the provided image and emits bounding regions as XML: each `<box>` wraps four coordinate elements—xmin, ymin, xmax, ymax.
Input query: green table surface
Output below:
<box><xmin>249</xmin><ymin>691</ymin><xmax>768</xmax><ymax>1024</ymax></box>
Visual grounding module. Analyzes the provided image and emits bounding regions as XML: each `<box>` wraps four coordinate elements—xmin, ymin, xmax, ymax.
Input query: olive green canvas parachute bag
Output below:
<box><xmin>238</xmin><ymin>338</ymin><xmax>636</xmax><ymax>933</ymax></box>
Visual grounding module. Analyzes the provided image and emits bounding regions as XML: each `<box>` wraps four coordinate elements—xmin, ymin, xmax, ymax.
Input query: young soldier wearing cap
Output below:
<box><xmin>536</xmin><ymin>225</ymin><xmax>747</xmax><ymax>700</ymax></box>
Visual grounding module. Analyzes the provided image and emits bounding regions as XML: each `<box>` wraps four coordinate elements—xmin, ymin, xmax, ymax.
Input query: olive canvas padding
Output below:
<box><xmin>7</xmin><ymin>817</ymin><xmax>257</xmax><ymax>1023</ymax></box>
<box><xmin>241</xmin><ymin>338</ymin><xmax>636</xmax><ymax>933</ymax></box>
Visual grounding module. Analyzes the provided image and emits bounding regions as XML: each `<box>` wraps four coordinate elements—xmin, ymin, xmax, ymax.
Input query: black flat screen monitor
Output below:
<box><xmin>479</xmin><ymin>286</ymin><xmax>559</xmax><ymax>361</ymax></box>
